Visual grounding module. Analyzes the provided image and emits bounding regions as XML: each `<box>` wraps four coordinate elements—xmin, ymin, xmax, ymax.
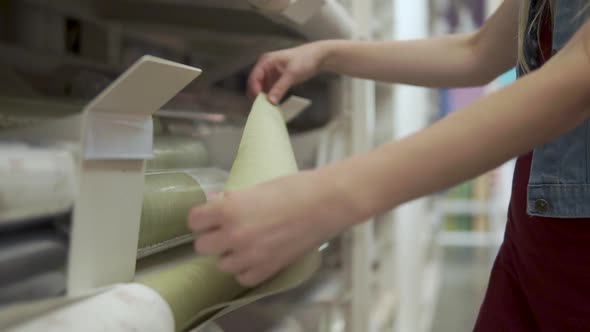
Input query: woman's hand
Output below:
<box><xmin>188</xmin><ymin>170</ymin><xmax>354</xmax><ymax>287</ymax></box>
<box><xmin>248</xmin><ymin>42</ymin><xmax>331</xmax><ymax>104</ymax></box>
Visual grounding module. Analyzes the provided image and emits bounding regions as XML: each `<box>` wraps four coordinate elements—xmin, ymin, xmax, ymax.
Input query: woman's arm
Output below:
<box><xmin>329</xmin><ymin>41</ymin><xmax>590</xmax><ymax>221</ymax></box>
<box><xmin>249</xmin><ymin>0</ymin><xmax>519</xmax><ymax>103</ymax></box>
<box><xmin>190</xmin><ymin>8</ymin><xmax>590</xmax><ymax>288</ymax></box>
<box><xmin>320</xmin><ymin>0</ymin><xmax>520</xmax><ymax>87</ymax></box>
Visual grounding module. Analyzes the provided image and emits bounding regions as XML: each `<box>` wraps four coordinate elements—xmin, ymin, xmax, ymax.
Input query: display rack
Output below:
<box><xmin>0</xmin><ymin>0</ymin><xmax>365</xmax><ymax>331</ymax></box>
<box><xmin>1</xmin><ymin>0</ymin><xmax>509</xmax><ymax>331</ymax></box>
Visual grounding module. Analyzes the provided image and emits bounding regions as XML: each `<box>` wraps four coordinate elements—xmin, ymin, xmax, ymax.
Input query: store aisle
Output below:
<box><xmin>431</xmin><ymin>247</ymin><xmax>496</xmax><ymax>332</ymax></box>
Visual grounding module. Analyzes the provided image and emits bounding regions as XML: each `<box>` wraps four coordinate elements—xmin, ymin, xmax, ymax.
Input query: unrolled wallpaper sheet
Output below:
<box><xmin>138</xmin><ymin>93</ymin><xmax>321</xmax><ymax>331</ymax></box>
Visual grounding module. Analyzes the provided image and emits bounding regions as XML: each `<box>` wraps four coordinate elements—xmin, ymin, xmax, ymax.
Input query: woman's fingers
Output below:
<box><xmin>236</xmin><ymin>262</ymin><xmax>281</xmax><ymax>287</ymax></box>
<box><xmin>248</xmin><ymin>53</ymin><xmax>279</xmax><ymax>99</ymax></box>
<box><xmin>193</xmin><ymin>229</ymin><xmax>231</xmax><ymax>256</ymax></box>
<box><xmin>188</xmin><ymin>200</ymin><xmax>224</xmax><ymax>233</ymax></box>
<box><xmin>268</xmin><ymin>72</ymin><xmax>294</xmax><ymax>105</ymax></box>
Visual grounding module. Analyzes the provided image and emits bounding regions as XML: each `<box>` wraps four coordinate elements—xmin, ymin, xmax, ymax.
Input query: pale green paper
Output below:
<box><xmin>147</xmin><ymin>136</ymin><xmax>210</xmax><ymax>171</ymax></box>
<box><xmin>138</xmin><ymin>173</ymin><xmax>207</xmax><ymax>253</ymax></box>
<box><xmin>139</xmin><ymin>93</ymin><xmax>321</xmax><ymax>331</ymax></box>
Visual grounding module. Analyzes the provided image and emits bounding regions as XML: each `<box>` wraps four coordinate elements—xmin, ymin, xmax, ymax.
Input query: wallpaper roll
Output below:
<box><xmin>0</xmin><ymin>96</ymin><xmax>82</xmax><ymax>130</ymax></box>
<box><xmin>147</xmin><ymin>136</ymin><xmax>210</xmax><ymax>171</ymax></box>
<box><xmin>138</xmin><ymin>169</ymin><xmax>227</xmax><ymax>258</ymax></box>
<box><xmin>0</xmin><ymin>230</ymin><xmax>67</xmax><ymax>297</ymax></box>
<box><xmin>139</xmin><ymin>93</ymin><xmax>321</xmax><ymax>331</ymax></box>
<box><xmin>6</xmin><ymin>284</ymin><xmax>174</xmax><ymax>332</ymax></box>
<box><xmin>138</xmin><ymin>172</ymin><xmax>206</xmax><ymax>257</ymax></box>
<box><xmin>0</xmin><ymin>145</ymin><xmax>77</xmax><ymax>226</ymax></box>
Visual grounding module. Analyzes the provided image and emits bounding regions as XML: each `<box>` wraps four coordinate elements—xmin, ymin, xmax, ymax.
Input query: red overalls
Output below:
<box><xmin>473</xmin><ymin>5</ymin><xmax>590</xmax><ymax>331</ymax></box>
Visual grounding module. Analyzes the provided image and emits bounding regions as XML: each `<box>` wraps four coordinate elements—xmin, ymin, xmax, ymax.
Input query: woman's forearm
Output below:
<box><xmin>319</xmin><ymin>36</ymin><xmax>484</xmax><ymax>87</ymax></box>
<box><xmin>318</xmin><ymin>0</ymin><xmax>518</xmax><ymax>88</ymax></box>
<box><xmin>321</xmin><ymin>47</ymin><xmax>590</xmax><ymax>226</ymax></box>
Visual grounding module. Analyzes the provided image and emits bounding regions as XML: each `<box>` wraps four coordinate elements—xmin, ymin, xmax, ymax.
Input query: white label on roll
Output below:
<box><xmin>84</xmin><ymin>111</ymin><xmax>154</xmax><ymax>160</ymax></box>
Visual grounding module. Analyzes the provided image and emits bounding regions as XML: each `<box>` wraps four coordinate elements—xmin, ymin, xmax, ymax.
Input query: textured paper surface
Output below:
<box><xmin>140</xmin><ymin>93</ymin><xmax>321</xmax><ymax>331</ymax></box>
<box><xmin>138</xmin><ymin>172</ymin><xmax>207</xmax><ymax>258</ymax></box>
<box><xmin>147</xmin><ymin>136</ymin><xmax>210</xmax><ymax>171</ymax></box>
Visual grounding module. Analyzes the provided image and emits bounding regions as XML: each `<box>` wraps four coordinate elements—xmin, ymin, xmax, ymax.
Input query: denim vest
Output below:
<box><xmin>519</xmin><ymin>0</ymin><xmax>590</xmax><ymax>218</ymax></box>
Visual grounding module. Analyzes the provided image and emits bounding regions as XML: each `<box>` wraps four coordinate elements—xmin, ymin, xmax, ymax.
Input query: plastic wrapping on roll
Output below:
<box><xmin>138</xmin><ymin>94</ymin><xmax>321</xmax><ymax>331</ymax></box>
<box><xmin>147</xmin><ymin>136</ymin><xmax>210</xmax><ymax>171</ymax></box>
<box><xmin>0</xmin><ymin>144</ymin><xmax>76</xmax><ymax>226</ymax></box>
<box><xmin>138</xmin><ymin>168</ymin><xmax>228</xmax><ymax>258</ymax></box>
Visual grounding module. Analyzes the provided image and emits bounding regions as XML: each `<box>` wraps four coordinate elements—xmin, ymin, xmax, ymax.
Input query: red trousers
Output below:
<box><xmin>474</xmin><ymin>152</ymin><xmax>590</xmax><ymax>331</ymax></box>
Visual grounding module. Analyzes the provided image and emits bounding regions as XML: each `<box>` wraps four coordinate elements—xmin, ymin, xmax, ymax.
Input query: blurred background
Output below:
<box><xmin>0</xmin><ymin>0</ymin><xmax>517</xmax><ymax>331</ymax></box>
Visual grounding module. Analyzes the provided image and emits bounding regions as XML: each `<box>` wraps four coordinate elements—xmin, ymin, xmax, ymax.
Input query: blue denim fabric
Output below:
<box><xmin>520</xmin><ymin>0</ymin><xmax>590</xmax><ymax>217</ymax></box>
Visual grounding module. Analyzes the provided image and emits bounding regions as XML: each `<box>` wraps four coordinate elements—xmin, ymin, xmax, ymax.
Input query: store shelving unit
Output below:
<box><xmin>0</xmin><ymin>1</ymin><xmax>382</xmax><ymax>331</ymax></box>
<box><xmin>0</xmin><ymin>0</ymin><xmax>487</xmax><ymax>331</ymax></box>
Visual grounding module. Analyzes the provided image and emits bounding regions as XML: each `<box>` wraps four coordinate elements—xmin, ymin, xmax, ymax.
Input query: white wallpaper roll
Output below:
<box><xmin>8</xmin><ymin>284</ymin><xmax>175</xmax><ymax>332</ymax></box>
<box><xmin>0</xmin><ymin>145</ymin><xmax>76</xmax><ymax>225</ymax></box>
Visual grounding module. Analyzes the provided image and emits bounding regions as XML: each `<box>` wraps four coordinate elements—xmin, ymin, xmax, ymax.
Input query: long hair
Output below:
<box><xmin>517</xmin><ymin>0</ymin><xmax>590</xmax><ymax>73</ymax></box>
<box><xmin>517</xmin><ymin>0</ymin><xmax>556</xmax><ymax>73</ymax></box>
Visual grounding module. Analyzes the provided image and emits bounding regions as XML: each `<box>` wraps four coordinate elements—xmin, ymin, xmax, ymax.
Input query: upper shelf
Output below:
<box><xmin>0</xmin><ymin>0</ymin><xmax>353</xmax><ymax>131</ymax></box>
<box><xmin>19</xmin><ymin>0</ymin><xmax>355</xmax><ymax>40</ymax></box>
<box><xmin>4</xmin><ymin>0</ymin><xmax>354</xmax><ymax>86</ymax></box>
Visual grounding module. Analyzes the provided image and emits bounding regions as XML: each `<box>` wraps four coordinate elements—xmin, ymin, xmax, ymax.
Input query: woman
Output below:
<box><xmin>189</xmin><ymin>0</ymin><xmax>590</xmax><ymax>329</ymax></box>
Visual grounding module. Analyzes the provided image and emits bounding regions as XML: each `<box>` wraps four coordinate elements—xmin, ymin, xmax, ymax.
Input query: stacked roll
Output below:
<box><xmin>137</xmin><ymin>125</ymin><xmax>215</xmax><ymax>257</ymax></box>
<box><xmin>0</xmin><ymin>144</ymin><xmax>74</xmax><ymax>306</ymax></box>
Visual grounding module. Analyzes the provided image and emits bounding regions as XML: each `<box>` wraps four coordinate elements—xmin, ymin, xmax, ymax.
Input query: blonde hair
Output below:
<box><xmin>517</xmin><ymin>0</ymin><xmax>590</xmax><ymax>73</ymax></box>
<box><xmin>517</xmin><ymin>0</ymin><xmax>556</xmax><ymax>73</ymax></box>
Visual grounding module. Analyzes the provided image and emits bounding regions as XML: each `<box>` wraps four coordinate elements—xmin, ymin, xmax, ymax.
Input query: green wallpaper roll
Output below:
<box><xmin>147</xmin><ymin>136</ymin><xmax>210</xmax><ymax>171</ymax></box>
<box><xmin>139</xmin><ymin>93</ymin><xmax>321</xmax><ymax>331</ymax></box>
<box><xmin>138</xmin><ymin>172</ymin><xmax>207</xmax><ymax>255</ymax></box>
<box><xmin>140</xmin><ymin>256</ymin><xmax>245</xmax><ymax>330</ymax></box>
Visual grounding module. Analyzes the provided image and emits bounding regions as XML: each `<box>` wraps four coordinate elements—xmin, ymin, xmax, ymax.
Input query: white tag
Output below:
<box><xmin>83</xmin><ymin>112</ymin><xmax>153</xmax><ymax>160</ymax></box>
